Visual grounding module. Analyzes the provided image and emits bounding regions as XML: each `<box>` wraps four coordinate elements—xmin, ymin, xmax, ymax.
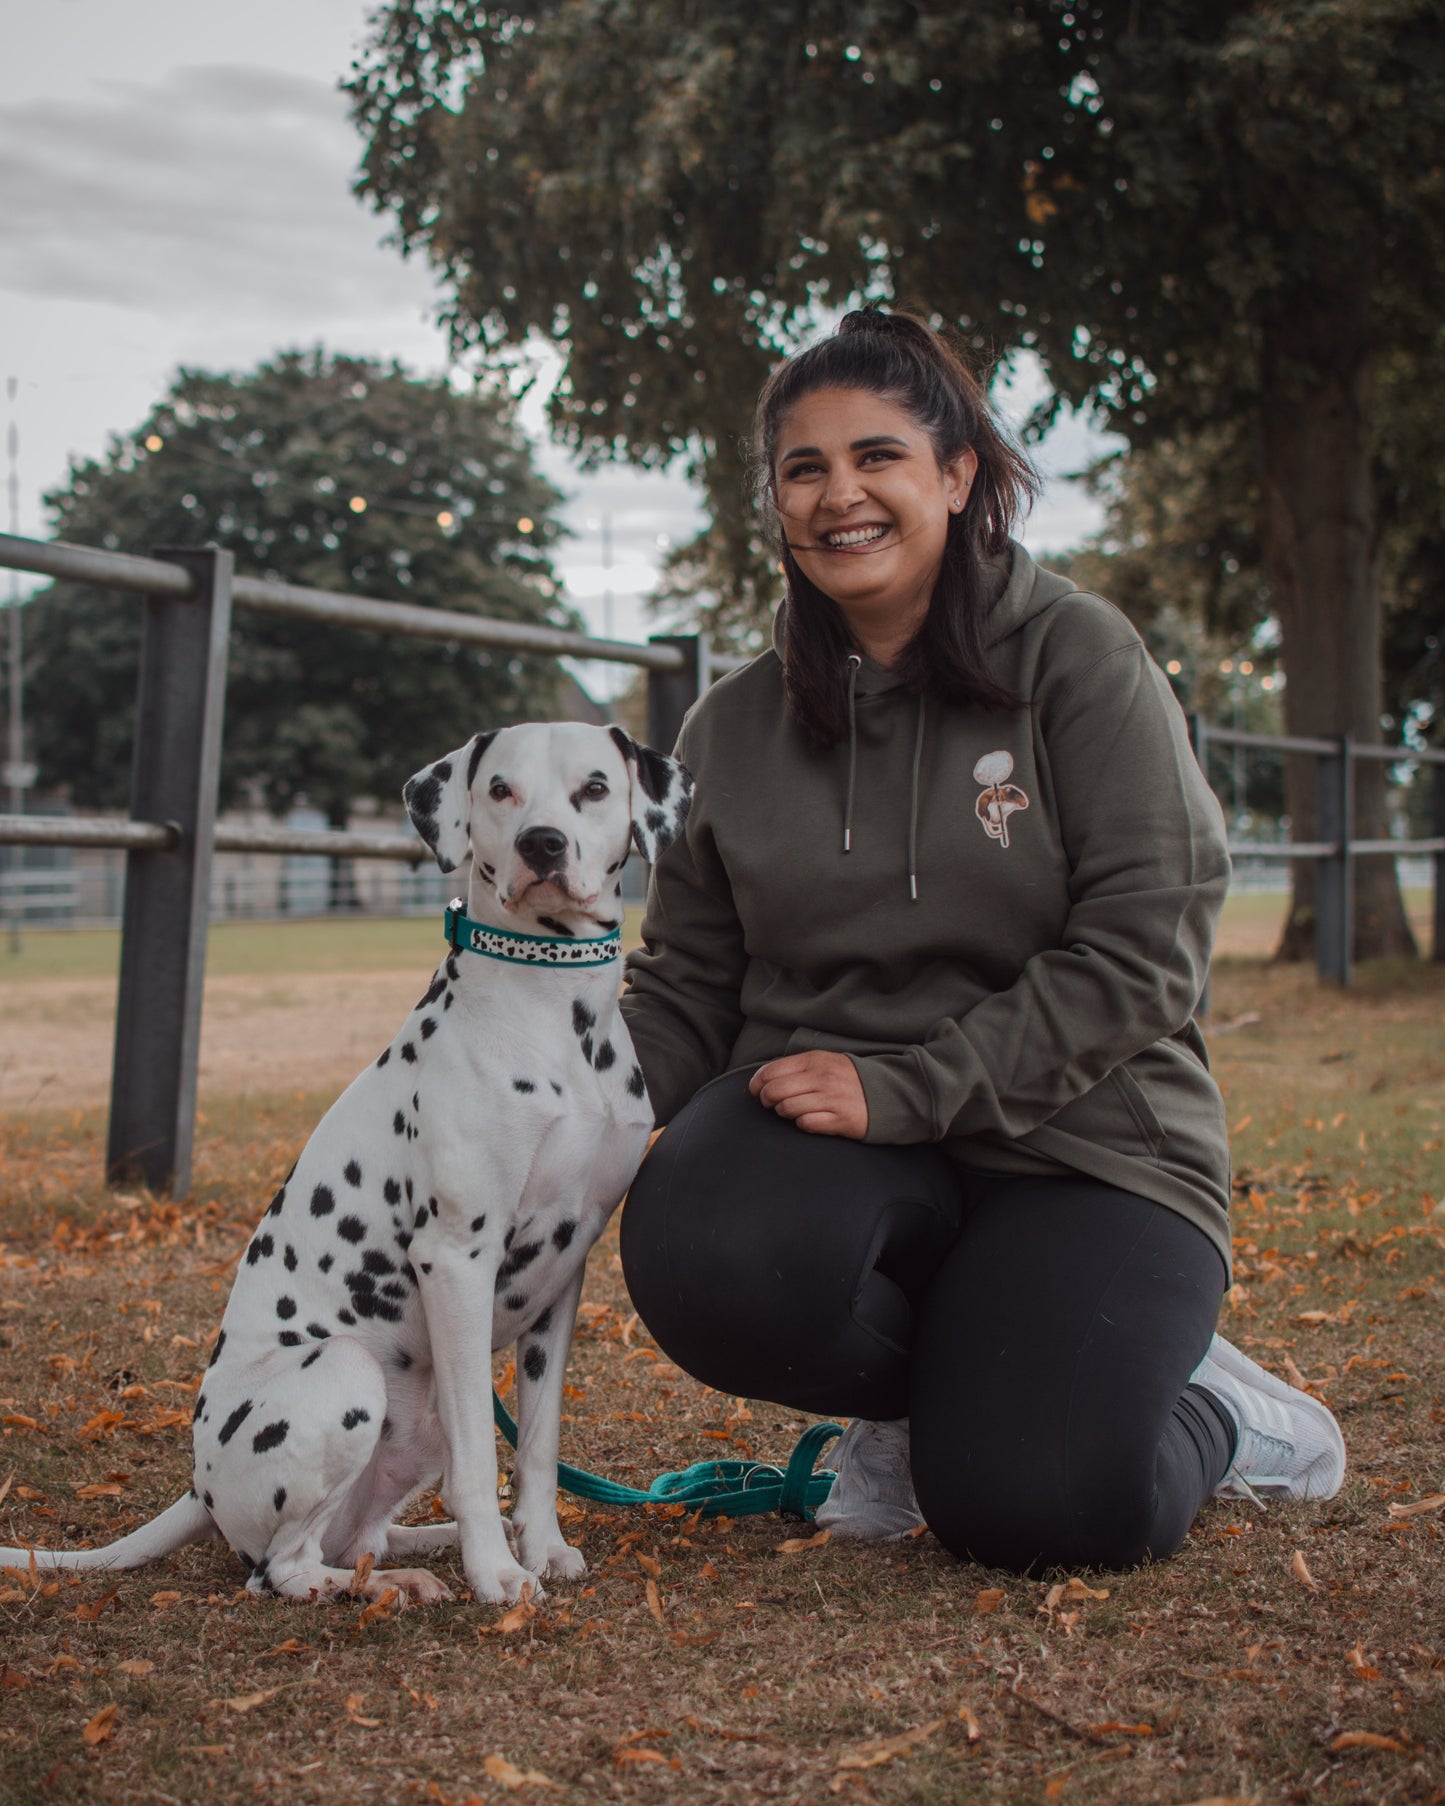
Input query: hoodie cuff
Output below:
<box><xmin>853</xmin><ymin>1050</ymin><xmax>942</xmax><ymax>1145</ymax></box>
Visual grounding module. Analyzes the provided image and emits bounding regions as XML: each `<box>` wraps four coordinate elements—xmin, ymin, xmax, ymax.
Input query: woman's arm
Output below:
<box><xmin>620</xmin><ymin>720</ymin><xmax>749</xmax><ymax>1126</ymax></box>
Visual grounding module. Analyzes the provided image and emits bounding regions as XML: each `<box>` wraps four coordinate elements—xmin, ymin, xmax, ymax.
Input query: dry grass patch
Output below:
<box><xmin>1</xmin><ymin>960</ymin><xmax>1443</xmax><ymax>1805</ymax></box>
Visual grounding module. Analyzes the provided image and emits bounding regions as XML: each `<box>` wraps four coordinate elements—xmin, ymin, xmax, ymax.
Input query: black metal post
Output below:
<box><xmin>107</xmin><ymin>547</ymin><xmax>232</xmax><ymax>1196</ymax></box>
<box><xmin>1433</xmin><ymin>761</ymin><xmax>1445</xmax><ymax>964</ymax></box>
<box><xmin>1315</xmin><ymin>735</ymin><xmax>1354</xmax><ymax>986</ymax></box>
<box><xmin>646</xmin><ymin>633</ymin><xmax>705</xmax><ymax>757</ymax></box>
<box><xmin>1188</xmin><ymin>713</ymin><xmax>1212</xmax><ymax>1018</ymax></box>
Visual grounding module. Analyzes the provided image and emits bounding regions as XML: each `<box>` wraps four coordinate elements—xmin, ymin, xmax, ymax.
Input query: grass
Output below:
<box><xmin>1</xmin><ymin>955</ymin><xmax>1443</xmax><ymax>1805</ymax></box>
<box><xmin>0</xmin><ymin>887</ymin><xmax>1433</xmax><ymax>984</ymax></box>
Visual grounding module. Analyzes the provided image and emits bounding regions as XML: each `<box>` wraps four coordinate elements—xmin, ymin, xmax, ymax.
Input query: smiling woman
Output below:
<box><xmin>616</xmin><ymin>307</ymin><xmax>1347</xmax><ymax>1579</ymax></box>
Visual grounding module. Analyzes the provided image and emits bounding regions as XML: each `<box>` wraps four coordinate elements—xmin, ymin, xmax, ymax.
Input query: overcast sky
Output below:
<box><xmin>1</xmin><ymin>0</ymin><xmax>1114</xmax><ymax>682</ymax></box>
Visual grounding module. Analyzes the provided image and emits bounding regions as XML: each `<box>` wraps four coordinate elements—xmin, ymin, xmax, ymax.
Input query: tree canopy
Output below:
<box><xmin>348</xmin><ymin>0</ymin><xmax>1445</xmax><ymax>956</ymax></box>
<box><xmin>28</xmin><ymin>350</ymin><xmax>574</xmax><ymax>824</ymax></box>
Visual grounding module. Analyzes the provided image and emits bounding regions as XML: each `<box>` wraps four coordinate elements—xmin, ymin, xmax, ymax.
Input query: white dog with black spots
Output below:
<box><xmin>0</xmin><ymin>723</ymin><xmax>692</xmax><ymax>1605</ymax></box>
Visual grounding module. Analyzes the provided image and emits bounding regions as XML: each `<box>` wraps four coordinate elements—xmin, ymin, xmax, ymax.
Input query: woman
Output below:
<box><xmin>617</xmin><ymin>309</ymin><xmax>1343</xmax><ymax>1572</ymax></box>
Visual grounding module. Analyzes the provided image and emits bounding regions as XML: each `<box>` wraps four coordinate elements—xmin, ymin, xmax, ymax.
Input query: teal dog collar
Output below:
<box><xmin>443</xmin><ymin>902</ymin><xmax>622</xmax><ymax>968</ymax></box>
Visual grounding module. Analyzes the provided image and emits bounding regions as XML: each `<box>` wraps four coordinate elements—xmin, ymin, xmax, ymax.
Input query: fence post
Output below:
<box><xmin>646</xmin><ymin>633</ymin><xmax>705</xmax><ymax>756</ymax></box>
<box><xmin>107</xmin><ymin>547</ymin><xmax>232</xmax><ymax>1196</ymax></box>
<box><xmin>1434</xmin><ymin>761</ymin><xmax>1445</xmax><ymax>964</ymax></box>
<box><xmin>1188</xmin><ymin>713</ymin><xmax>1212</xmax><ymax>1018</ymax></box>
<box><xmin>1315</xmin><ymin>734</ymin><xmax>1353</xmax><ymax>986</ymax></box>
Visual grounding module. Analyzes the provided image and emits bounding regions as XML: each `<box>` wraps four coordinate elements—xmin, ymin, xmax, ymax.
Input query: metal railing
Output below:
<box><xmin>1</xmin><ymin>526</ymin><xmax>1441</xmax><ymax>1196</ymax></box>
<box><xmin>1191</xmin><ymin>718</ymin><xmax>1445</xmax><ymax>987</ymax></box>
<box><xmin>0</xmin><ymin>531</ymin><xmax>731</xmax><ymax>1197</ymax></box>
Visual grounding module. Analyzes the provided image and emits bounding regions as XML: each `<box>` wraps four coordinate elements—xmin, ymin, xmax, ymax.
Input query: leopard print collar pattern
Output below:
<box><xmin>443</xmin><ymin>902</ymin><xmax>622</xmax><ymax>968</ymax></box>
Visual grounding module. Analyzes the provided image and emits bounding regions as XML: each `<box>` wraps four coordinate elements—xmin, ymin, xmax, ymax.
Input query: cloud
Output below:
<box><xmin>0</xmin><ymin>62</ymin><xmax>438</xmax><ymax>323</ymax></box>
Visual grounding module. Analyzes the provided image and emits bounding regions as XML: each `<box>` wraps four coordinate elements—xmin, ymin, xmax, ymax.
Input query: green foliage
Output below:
<box><xmin>347</xmin><ymin>0</ymin><xmax>1445</xmax><ymax>536</ymax></box>
<box><xmin>28</xmin><ymin>350</ymin><xmax>575</xmax><ymax>821</ymax></box>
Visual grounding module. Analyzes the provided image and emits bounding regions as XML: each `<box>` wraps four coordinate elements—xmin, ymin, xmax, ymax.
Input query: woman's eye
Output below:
<box><xmin>489</xmin><ymin>781</ymin><xmax>512</xmax><ymax>801</ymax></box>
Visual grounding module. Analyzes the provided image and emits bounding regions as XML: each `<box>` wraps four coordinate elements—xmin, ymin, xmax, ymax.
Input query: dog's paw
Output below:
<box><xmin>465</xmin><ymin>1553</ymin><xmax>544</xmax><ymax>1607</ymax></box>
<box><xmin>542</xmin><ymin>1542</ymin><xmax>587</xmax><ymax>1583</ymax></box>
<box><xmin>516</xmin><ymin>1530</ymin><xmax>586</xmax><ymax>1583</ymax></box>
<box><xmin>381</xmin><ymin>1567</ymin><xmax>455</xmax><ymax>1605</ymax></box>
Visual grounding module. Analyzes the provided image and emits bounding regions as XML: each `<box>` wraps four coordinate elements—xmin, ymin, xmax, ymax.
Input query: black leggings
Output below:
<box><xmin>620</xmin><ymin>1068</ymin><xmax>1234</xmax><ymax>1574</ymax></box>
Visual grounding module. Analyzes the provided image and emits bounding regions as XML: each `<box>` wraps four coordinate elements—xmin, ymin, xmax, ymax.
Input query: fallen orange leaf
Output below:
<box><xmin>1290</xmin><ymin>1550</ymin><xmax>1319</xmax><ymax>1590</ymax></box>
<box><xmin>645</xmin><ymin>1577</ymin><xmax>666</xmax><ymax>1624</ymax></box>
<box><xmin>482</xmin><ymin>1752</ymin><xmax>559</xmax><ymax>1788</ymax></box>
<box><xmin>1329</xmin><ymin>1731</ymin><xmax>1410</xmax><ymax>1754</ymax></box>
<box><xmin>75</xmin><ymin>1482</ymin><xmax>125</xmax><ymax>1499</ymax></box>
<box><xmin>212</xmin><ymin>1687</ymin><xmax>281</xmax><ymax>1714</ymax></box>
<box><xmin>1387</xmin><ymin>1493</ymin><xmax>1445</xmax><ymax>1519</ymax></box>
<box><xmin>777</xmin><ymin>1529</ymin><xmax>831</xmax><ymax>1554</ymax></box>
<box><xmin>973</xmin><ymin>1587</ymin><xmax>1006</xmax><ymax>1615</ymax></box>
<box><xmin>82</xmin><ymin>1703</ymin><xmax>118</xmax><ymax>1746</ymax></box>
<box><xmin>1346</xmin><ymin>1642</ymin><xmax>1382</xmax><ymax>1680</ymax></box>
<box><xmin>117</xmin><ymin>1659</ymin><xmax>154</xmax><ymax>1677</ymax></box>
<box><xmin>149</xmin><ymin>1590</ymin><xmax>183</xmax><ymax>1609</ymax></box>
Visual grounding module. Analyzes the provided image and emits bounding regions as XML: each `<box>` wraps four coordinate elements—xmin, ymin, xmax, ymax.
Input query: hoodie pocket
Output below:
<box><xmin>1107</xmin><ymin>1065</ymin><xmax>1167</xmax><ymax>1161</ymax></box>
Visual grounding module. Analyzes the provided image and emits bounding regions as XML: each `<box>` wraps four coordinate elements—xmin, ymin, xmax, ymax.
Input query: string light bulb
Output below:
<box><xmin>349</xmin><ymin>496</ymin><xmax>367</xmax><ymax>514</ymax></box>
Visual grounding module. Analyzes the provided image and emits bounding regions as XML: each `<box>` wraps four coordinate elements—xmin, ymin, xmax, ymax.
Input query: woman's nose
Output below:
<box><xmin>822</xmin><ymin>464</ymin><xmax>866</xmax><ymax>510</ymax></box>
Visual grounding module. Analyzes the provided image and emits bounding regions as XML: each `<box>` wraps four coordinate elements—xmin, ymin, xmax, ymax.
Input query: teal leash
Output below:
<box><xmin>492</xmin><ymin>1391</ymin><xmax>842</xmax><ymax>1521</ymax></box>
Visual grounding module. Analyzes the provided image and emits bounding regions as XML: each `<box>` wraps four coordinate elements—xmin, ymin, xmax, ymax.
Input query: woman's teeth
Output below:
<box><xmin>824</xmin><ymin>525</ymin><xmax>889</xmax><ymax>548</ymax></box>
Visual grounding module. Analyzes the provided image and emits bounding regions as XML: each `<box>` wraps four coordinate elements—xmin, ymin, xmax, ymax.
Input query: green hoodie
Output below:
<box><xmin>620</xmin><ymin>542</ymin><xmax>1233</xmax><ymax>1276</ymax></box>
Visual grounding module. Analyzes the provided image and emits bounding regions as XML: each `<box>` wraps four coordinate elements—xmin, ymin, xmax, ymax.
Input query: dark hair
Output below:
<box><xmin>753</xmin><ymin>308</ymin><xmax>1039</xmax><ymax>749</ymax></box>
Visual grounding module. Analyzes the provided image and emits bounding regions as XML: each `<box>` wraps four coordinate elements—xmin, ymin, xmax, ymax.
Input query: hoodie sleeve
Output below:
<box><xmin>853</xmin><ymin>640</ymin><xmax>1230</xmax><ymax>1145</ymax></box>
<box><xmin>620</xmin><ymin>717</ymin><xmax>748</xmax><ymax>1126</ymax></box>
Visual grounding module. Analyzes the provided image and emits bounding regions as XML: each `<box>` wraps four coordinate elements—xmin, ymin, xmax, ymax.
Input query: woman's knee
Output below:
<box><xmin>619</xmin><ymin>1068</ymin><xmax>958</xmax><ymax>1415</ymax></box>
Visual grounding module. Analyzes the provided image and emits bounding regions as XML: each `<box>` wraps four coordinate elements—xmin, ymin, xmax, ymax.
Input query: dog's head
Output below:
<box><xmin>403</xmin><ymin>722</ymin><xmax>692</xmax><ymax>924</ymax></box>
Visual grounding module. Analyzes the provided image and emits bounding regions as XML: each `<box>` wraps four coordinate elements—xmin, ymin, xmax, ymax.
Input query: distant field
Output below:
<box><xmin>0</xmin><ymin>894</ymin><xmax>1434</xmax><ymax>1114</ymax></box>
<box><xmin>0</xmin><ymin>888</ymin><xmax>1432</xmax><ymax>981</ymax></box>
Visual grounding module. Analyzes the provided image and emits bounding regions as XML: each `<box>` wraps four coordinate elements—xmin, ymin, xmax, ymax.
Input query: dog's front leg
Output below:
<box><xmin>420</xmin><ymin>1256</ymin><xmax>538</xmax><ymax>1605</ymax></box>
<box><xmin>510</xmin><ymin>1264</ymin><xmax>589</xmax><ymax>1581</ymax></box>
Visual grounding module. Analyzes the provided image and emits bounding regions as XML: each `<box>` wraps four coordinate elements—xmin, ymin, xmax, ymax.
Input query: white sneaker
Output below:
<box><xmin>813</xmin><ymin>1417</ymin><xmax>927</xmax><ymax>1540</ymax></box>
<box><xmin>1191</xmin><ymin>1334</ymin><xmax>1346</xmax><ymax>1503</ymax></box>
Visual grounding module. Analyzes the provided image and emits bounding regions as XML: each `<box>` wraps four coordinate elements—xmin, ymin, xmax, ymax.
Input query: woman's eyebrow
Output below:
<box><xmin>779</xmin><ymin>434</ymin><xmax>910</xmax><ymax>463</ymax></box>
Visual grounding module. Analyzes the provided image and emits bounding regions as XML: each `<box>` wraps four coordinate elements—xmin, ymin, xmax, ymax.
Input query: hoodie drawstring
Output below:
<box><xmin>908</xmin><ymin>695</ymin><xmax>925</xmax><ymax>903</ymax></box>
<box><xmin>841</xmin><ymin>657</ymin><xmax>926</xmax><ymax>903</ymax></box>
<box><xmin>842</xmin><ymin>654</ymin><xmax>861</xmax><ymax>854</ymax></box>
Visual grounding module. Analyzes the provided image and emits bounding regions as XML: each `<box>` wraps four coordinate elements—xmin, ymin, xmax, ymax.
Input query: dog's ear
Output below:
<box><xmin>403</xmin><ymin>731</ymin><xmax>498</xmax><ymax>873</ymax></box>
<box><xmin>607</xmin><ymin>726</ymin><xmax>694</xmax><ymax>864</ymax></box>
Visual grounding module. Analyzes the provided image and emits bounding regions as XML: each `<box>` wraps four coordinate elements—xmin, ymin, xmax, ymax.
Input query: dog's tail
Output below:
<box><xmin>0</xmin><ymin>1489</ymin><xmax>218</xmax><ymax>1574</ymax></box>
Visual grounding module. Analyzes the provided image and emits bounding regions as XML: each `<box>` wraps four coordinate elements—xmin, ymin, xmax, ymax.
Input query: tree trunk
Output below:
<box><xmin>1258</xmin><ymin>291</ymin><xmax>1417</xmax><ymax>965</ymax></box>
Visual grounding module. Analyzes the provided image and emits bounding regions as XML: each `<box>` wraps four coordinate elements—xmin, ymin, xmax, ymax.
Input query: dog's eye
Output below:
<box><xmin>583</xmin><ymin>780</ymin><xmax>608</xmax><ymax>800</ymax></box>
<box><xmin>489</xmin><ymin>780</ymin><xmax>512</xmax><ymax>801</ymax></box>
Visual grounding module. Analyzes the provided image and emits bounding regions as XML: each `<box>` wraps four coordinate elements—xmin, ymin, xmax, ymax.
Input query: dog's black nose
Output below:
<box><xmin>515</xmin><ymin>825</ymin><xmax>569</xmax><ymax>872</ymax></box>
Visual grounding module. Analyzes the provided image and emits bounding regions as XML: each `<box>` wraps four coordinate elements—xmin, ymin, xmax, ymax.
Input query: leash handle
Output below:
<box><xmin>491</xmin><ymin>1389</ymin><xmax>841</xmax><ymax>1521</ymax></box>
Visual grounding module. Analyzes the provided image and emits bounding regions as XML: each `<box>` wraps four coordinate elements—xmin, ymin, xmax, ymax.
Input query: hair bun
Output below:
<box><xmin>838</xmin><ymin>307</ymin><xmax>897</xmax><ymax>336</ymax></box>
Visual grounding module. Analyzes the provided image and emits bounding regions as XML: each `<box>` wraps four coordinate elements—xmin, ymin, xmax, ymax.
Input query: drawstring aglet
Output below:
<box><xmin>909</xmin><ymin>874</ymin><xmax>918</xmax><ymax>901</ymax></box>
<box><xmin>843</xmin><ymin>830</ymin><xmax>852</xmax><ymax>854</ymax></box>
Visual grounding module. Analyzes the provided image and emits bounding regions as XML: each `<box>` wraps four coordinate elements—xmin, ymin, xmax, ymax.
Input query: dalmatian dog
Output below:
<box><xmin>1</xmin><ymin>723</ymin><xmax>691</xmax><ymax>1606</ymax></box>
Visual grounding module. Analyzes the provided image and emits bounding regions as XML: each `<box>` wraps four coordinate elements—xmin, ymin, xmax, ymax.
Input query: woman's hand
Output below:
<box><xmin>748</xmin><ymin>1052</ymin><xmax>869</xmax><ymax>1139</ymax></box>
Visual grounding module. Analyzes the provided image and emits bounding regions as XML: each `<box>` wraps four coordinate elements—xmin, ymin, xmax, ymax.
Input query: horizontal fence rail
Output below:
<box><xmin>1</xmin><ymin>526</ymin><xmax>1442</xmax><ymax>1197</ymax></box>
<box><xmin>0</xmin><ymin>531</ymin><xmax>689</xmax><ymax>672</ymax></box>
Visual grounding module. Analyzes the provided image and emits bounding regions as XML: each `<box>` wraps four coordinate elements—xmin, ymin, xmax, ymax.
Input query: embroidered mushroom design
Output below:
<box><xmin>973</xmin><ymin>750</ymin><xmax>1029</xmax><ymax>848</ymax></box>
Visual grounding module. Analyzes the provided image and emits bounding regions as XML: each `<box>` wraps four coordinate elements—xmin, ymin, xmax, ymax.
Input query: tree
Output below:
<box><xmin>347</xmin><ymin>0</ymin><xmax>1445</xmax><ymax>958</ymax></box>
<box><xmin>28</xmin><ymin>351</ymin><xmax>575</xmax><ymax>878</ymax></box>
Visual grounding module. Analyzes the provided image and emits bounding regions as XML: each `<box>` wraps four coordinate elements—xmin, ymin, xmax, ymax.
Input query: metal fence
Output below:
<box><xmin>1190</xmin><ymin>718</ymin><xmax>1445</xmax><ymax>987</ymax></box>
<box><xmin>0</xmin><ymin>532</ymin><xmax>734</xmax><ymax>1197</ymax></box>
<box><xmin>1</xmin><ymin>528</ymin><xmax>1442</xmax><ymax>1200</ymax></box>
